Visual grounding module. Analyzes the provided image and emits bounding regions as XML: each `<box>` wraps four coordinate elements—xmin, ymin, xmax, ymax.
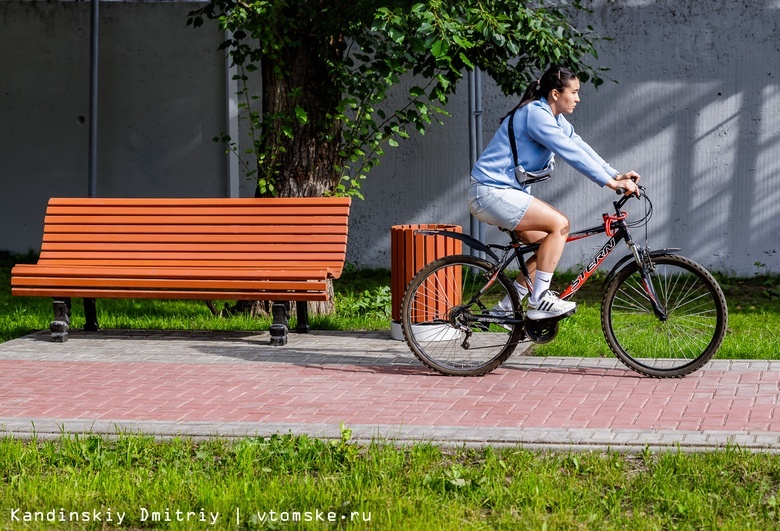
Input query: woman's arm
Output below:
<box><xmin>526</xmin><ymin>106</ymin><xmax>615</xmax><ymax>186</ymax></box>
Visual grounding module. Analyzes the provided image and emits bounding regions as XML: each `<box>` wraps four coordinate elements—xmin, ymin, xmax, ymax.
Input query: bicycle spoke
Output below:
<box><xmin>602</xmin><ymin>254</ymin><xmax>727</xmax><ymax>378</ymax></box>
<box><xmin>401</xmin><ymin>255</ymin><xmax>521</xmax><ymax>376</ymax></box>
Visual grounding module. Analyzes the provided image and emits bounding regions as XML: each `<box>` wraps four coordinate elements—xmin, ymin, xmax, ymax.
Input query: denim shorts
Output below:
<box><xmin>467</xmin><ymin>180</ymin><xmax>533</xmax><ymax>231</ymax></box>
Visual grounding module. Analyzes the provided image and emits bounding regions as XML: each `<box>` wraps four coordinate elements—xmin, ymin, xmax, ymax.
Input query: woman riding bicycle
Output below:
<box><xmin>468</xmin><ymin>64</ymin><xmax>641</xmax><ymax>320</ymax></box>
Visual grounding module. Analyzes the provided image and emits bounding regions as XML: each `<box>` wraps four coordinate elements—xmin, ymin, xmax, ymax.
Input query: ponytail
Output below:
<box><xmin>501</xmin><ymin>65</ymin><xmax>578</xmax><ymax>122</ymax></box>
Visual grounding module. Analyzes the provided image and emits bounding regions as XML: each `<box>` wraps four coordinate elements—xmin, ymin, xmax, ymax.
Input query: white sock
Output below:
<box><xmin>530</xmin><ymin>270</ymin><xmax>554</xmax><ymax>305</ymax></box>
<box><xmin>496</xmin><ymin>280</ymin><xmax>530</xmax><ymax>311</ymax></box>
<box><xmin>513</xmin><ymin>280</ymin><xmax>530</xmax><ymax>299</ymax></box>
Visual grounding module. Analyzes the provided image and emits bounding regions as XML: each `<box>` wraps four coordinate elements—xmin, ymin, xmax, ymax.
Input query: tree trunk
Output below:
<box><xmin>251</xmin><ymin>30</ymin><xmax>345</xmax><ymax>316</ymax></box>
<box><xmin>259</xmin><ymin>33</ymin><xmax>344</xmax><ymax>198</ymax></box>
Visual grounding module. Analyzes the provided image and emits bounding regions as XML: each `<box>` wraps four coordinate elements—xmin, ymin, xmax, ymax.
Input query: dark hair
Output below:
<box><xmin>502</xmin><ymin>65</ymin><xmax>579</xmax><ymax>121</ymax></box>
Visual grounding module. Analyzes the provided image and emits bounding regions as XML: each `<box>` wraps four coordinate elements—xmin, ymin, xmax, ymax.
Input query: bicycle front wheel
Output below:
<box><xmin>602</xmin><ymin>253</ymin><xmax>728</xmax><ymax>378</ymax></box>
<box><xmin>400</xmin><ymin>255</ymin><xmax>522</xmax><ymax>376</ymax></box>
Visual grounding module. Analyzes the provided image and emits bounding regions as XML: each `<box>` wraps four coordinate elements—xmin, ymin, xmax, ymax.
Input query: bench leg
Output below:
<box><xmin>295</xmin><ymin>301</ymin><xmax>310</xmax><ymax>333</ymax></box>
<box><xmin>269</xmin><ymin>301</ymin><xmax>289</xmax><ymax>346</ymax></box>
<box><xmin>51</xmin><ymin>298</ymin><xmax>71</xmax><ymax>342</ymax></box>
<box><xmin>83</xmin><ymin>298</ymin><xmax>99</xmax><ymax>332</ymax></box>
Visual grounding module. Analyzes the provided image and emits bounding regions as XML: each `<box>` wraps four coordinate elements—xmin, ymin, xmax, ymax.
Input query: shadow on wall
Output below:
<box><xmin>585</xmin><ymin>0</ymin><xmax>780</xmax><ymax>274</ymax></box>
<box><xmin>349</xmin><ymin>0</ymin><xmax>780</xmax><ymax>275</ymax></box>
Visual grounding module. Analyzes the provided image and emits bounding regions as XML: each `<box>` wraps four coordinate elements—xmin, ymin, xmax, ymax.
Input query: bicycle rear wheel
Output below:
<box><xmin>400</xmin><ymin>255</ymin><xmax>522</xmax><ymax>376</ymax></box>
<box><xmin>601</xmin><ymin>253</ymin><xmax>728</xmax><ymax>378</ymax></box>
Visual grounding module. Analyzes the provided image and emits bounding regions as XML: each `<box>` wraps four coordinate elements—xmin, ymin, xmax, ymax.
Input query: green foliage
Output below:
<box><xmin>336</xmin><ymin>285</ymin><xmax>392</xmax><ymax>318</ymax></box>
<box><xmin>187</xmin><ymin>1</ymin><xmax>607</xmax><ymax>197</ymax></box>
<box><xmin>753</xmin><ymin>262</ymin><xmax>780</xmax><ymax>299</ymax></box>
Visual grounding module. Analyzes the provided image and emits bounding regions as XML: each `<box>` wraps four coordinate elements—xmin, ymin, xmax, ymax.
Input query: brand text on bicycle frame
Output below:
<box><xmin>562</xmin><ymin>236</ymin><xmax>617</xmax><ymax>297</ymax></box>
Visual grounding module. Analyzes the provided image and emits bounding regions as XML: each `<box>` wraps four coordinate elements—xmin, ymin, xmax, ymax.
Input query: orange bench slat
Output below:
<box><xmin>38</xmin><ymin>251</ymin><xmax>347</xmax><ymax>262</ymax></box>
<box><xmin>39</xmin><ymin>244</ymin><xmax>347</xmax><ymax>256</ymax></box>
<box><xmin>44</xmin><ymin>214</ymin><xmax>348</xmax><ymax>226</ymax></box>
<box><xmin>43</xmin><ymin>225</ymin><xmax>347</xmax><ymax>235</ymax></box>
<box><xmin>45</xmin><ymin>204</ymin><xmax>351</xmax><ymax>216</ymax></box>
<box><xmin>32</xmin><ymin>257</ymin><xmax>343</xmax><ymax>272</ymax></box>
<box><xmin>47</xmin><ymin>197</ymin><xmax>351</xmax><ymax>207</ymax></box>
<box><xmin>12</xmin><ymin>288</ymin><xmax>330</xmax><ymax>301</ymax></box>
<box><xmin>12</xmin><ymin>276</ymin><xmax>327</xmax><ymax>292</ymax></box>
<box><xmin>13</xmin><ymin>196</ymin><xmax>351</xmax><ymax>301</ymax></box>
<box><xmin>42</xmin><ymin>233</ymin><xmax>348</xmax><ymax>244</ymax></box>
<box><xmin>11</xmin><ymin>264</ymin><xmax>332</xmax><ymax>280</ymax></box>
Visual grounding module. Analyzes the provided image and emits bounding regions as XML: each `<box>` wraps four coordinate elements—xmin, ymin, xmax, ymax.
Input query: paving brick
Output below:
<box><xmin>1</xmin><ymin>330</ymin><xmax>779</xmax><ymax>452</ymax></box>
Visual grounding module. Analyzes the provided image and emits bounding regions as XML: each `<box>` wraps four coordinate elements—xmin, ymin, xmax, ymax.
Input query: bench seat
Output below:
<box><xmin>11</xmin><ymin>197</ymin><xmax>351</xmax><ymax>343</ymax></box>
<box><xmin>11</xmin><ymin>265</ymin><xmax>334</xmax><ymax>300</ymax></box>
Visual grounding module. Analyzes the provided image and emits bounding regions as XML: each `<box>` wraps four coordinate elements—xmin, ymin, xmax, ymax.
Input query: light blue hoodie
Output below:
<box><xmin>471</xmin><ymin>98</ymin><xmax>618</xmax><ymax>189</ymax></box>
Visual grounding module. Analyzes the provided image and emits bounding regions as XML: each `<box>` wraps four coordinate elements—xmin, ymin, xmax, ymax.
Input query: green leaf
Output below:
<box><xmin>294</xmin><ymin>106</ymin><xmax>309</xmax><ymax>125</ymax></box>
<box><xmin>431</xmin><ymin>39</ymin><xmax>450</xmax><ymax>59</ymax></box>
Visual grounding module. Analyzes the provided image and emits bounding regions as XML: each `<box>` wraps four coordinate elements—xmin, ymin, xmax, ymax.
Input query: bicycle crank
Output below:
<box><xmin>524</xmin><ymin>316</ymin><xmax>560</xmax><ymax>344</ymax></box>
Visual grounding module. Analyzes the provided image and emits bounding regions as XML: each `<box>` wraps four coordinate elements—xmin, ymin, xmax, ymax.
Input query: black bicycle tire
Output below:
<box><xmin>601</xmin><ymin>253</ymin><xmax>728</xmax><ymax>378</ymax></box>
<box><xmin>400</xmin><ymin>254</ymin><xmax>522</xmax><ymax>376</ymax></box>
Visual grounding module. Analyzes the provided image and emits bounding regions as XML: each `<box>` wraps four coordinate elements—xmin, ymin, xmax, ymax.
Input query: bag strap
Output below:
<box><xmin>507</xmin><ymin>108</ymin><xmax>520</xmax><ymax>169</ymax></box>
<box><xmin>507</xmin><ymin>108</ymin><xmax>552</xmax><ymax>186</ymax></box>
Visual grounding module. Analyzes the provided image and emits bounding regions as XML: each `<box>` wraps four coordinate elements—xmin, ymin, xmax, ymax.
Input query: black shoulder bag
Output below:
<box><xmin>507</xmin><ymin>108</ymin><xmax>554</xmax><ymax>187</ymax></box>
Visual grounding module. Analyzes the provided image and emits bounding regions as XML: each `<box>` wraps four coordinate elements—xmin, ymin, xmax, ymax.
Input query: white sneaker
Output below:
<box><xmin>526</xmin><ymin>290</ymin><xmax>576</xmax><ymax>320</ymax></box>
<box><xmin>487</xmin><ymin>306</ymin><xmax>512</xmax><ymax>331</ymax></box>
<box><xmin>497</xmin><ymin>287</ymin><xmax>529</xmax><ymax>311</ymax></box>
<box><xmin>485</xmin><ymin>289</ymin><xmax>527</xmax><ymax>331</ymax></box>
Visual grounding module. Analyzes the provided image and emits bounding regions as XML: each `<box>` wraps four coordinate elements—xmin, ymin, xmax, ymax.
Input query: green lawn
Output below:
<box><xmin>3</xmin><ymin>255</ymin><xmax>778</xmax><ymax>360</ymax></box>
<box><xmin>2</xmin><ymin>255</ymin><xmax>780</xmax><ymax>528</ymax></box>
<box><xmin>531</xmin><ymin>270</ymin><xmax>780</xmax><ymax>360</ymax></box>
<box><xmin>2</xmin><ymin>432</ymin><xmax>780</xmax><ymax>530</ymax></box>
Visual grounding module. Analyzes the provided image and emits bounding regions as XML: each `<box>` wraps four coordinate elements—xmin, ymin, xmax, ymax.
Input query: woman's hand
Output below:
<box><xmin>608</xmin><ymin>171</ymin><xmax>641</xmax><ymax>196</ymax></box>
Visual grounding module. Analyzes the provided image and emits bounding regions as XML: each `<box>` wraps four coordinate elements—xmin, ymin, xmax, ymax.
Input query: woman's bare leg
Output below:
<box><xmin>514</xmin><ymin>199</ymin><xmax>569</xmax><ymax>274</ymax></box>
<box><xmin>514</xmin><ymin>198</ymin><xmax>572</xmax><ymax>313</ymax></box>
<box><xmin>513</xmin><ymin>231</ymin><xmax>545</xmax><ymax>291</ymax></box>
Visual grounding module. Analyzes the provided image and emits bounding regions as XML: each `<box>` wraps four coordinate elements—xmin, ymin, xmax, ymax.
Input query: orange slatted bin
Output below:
<box><xmin>390</xmin><ymin>224</ymin><xmax>462</xmax><ymax>339</ymax></box>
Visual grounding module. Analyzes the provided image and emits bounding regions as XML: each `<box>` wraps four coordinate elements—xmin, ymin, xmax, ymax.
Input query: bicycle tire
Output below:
<box><xmin>400</xmin><ymin>254</ymin><xmax>522</xmax><ymax>376</ymax></box>
<box><xmin>601</xmin><ymin>253</ymin><xmax>728</xmax><ymax>378</ymax></box>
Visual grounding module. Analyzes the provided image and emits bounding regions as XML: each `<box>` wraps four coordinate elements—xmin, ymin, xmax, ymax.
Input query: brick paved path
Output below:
<box><xmin>1</xmin><ymin>330</ymin><xmax>778</xmax><ymax>452</ymax></box>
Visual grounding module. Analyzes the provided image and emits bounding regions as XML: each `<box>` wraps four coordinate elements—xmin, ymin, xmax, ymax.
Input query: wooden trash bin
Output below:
<box><xmin>390</xmin><ymin>224</ymin><xmax>462</xmax><ymax>340</ymax></box>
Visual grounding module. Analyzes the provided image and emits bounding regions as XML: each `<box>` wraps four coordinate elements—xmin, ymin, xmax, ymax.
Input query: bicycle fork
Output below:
<box><xmin>625</xmin><ymin>233</ymin><xmax>669</xmax><ymax>321</ymax></box>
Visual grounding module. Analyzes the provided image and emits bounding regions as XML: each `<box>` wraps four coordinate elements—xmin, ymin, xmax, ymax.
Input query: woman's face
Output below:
<box><xmin>548</xmin><ymin>78</ymin><xmax>580</xmax><ymax>116</ymax></box>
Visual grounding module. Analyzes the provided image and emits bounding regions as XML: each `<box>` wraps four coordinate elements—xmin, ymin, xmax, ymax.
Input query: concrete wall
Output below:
<box><xmin>351</xmin><ymin>0</ymin><xmax>780</xmax><ymax>275</ymax></box>
<box><xmin>0</xmin><ymin>1</ymin><xmax>227</xmax><ymax>252</ymax></box>
<box><xmin>2</xmin><ymin>0</ymin><xmax>779</xmax><ymax>276</ymax></box>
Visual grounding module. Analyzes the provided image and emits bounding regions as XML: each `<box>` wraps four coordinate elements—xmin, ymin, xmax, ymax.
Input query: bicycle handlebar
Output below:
<box><xmin>614</xmin><ymin>184</ymin><xmax>645</xmax><ymax>196</ymax></box>
<box><xmin>614</xmin><ymin>184</ymin><xmax>646</xmax><ymax>209</ymax></box>
<box><xmin>612</xmin><ymin>184</ymin><xmax>653</xmax><ymax>229</ymax></box>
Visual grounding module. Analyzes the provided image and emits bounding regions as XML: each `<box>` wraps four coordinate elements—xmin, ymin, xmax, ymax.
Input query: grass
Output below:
<box><xmin>2</xmin><ymin>432</ymin><xmax>780</xmax><ymax>530</ymax></box>
<box><xmin>0</xmin><ymin>256</ymin><xmax>394</xmax><ymax>344</ymax></box>
<box><xmin>2</xmin><ymin>255</ymin><xmax>779</xmax><ymax>360</ymax></box>
<box><xmin>531</xmin><ymin>269</ymin><xmax>780</xmax><ymax>360</ymax></box>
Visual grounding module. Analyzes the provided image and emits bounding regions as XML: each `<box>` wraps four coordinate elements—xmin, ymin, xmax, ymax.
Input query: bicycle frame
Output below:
<box><xmin>404</xmin><ymin>186</ymin><xmax>728</xmax><ymax>378</ymax></box>
<box><xmin>416</xmin><ymin>191</ymin><xmax>675</xmax><ymax>320</ymax></box>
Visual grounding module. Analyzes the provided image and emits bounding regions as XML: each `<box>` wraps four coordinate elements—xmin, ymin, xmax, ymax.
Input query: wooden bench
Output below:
<box><xmin>11</xmin><ymin>197</ymin><xmax>351</xmax><ymax>344</ymax></box>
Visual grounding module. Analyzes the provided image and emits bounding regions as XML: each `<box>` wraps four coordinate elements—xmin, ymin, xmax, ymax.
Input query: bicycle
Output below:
<box><xmin>400</xmin><ymin>186</ymin><xmax>728</xmax><ymax>378</ymax></box>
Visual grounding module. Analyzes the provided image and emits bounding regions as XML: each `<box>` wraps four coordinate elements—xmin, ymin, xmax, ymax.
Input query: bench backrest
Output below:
<box><xmin>37</xmin><ymin>197</ymin><xmax>351</xmax><ymax>277</ymax></box>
